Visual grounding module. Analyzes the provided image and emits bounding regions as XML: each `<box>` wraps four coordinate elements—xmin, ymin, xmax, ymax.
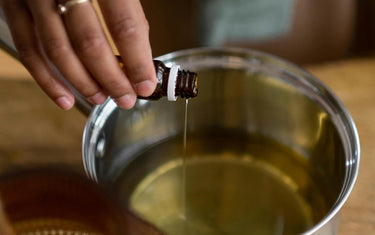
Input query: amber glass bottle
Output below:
<box><xmin>116</xmin><ymin>56</ymin><xmax>198</xmax><ymax>101</ymax></box>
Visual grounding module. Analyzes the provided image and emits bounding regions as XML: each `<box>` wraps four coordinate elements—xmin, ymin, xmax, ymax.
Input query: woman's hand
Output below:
<box><xmin>0</xmin><ymin>0</ymin><xmax>156</xmax><ymax>110</ymax></box>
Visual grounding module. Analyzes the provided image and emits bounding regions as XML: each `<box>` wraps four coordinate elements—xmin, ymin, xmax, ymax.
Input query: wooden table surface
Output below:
<box><xmin>0</xmin><ymin>50</ymin><xmax>374</xmax><ymax>234</ymax></box>
<box><xmin>0</xmin><ymin>50</ymin><xmax>87</xmax><ymax>173</ymax></box>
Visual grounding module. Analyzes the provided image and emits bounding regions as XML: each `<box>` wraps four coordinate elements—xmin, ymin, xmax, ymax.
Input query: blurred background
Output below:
<box><xmin>143</xmin><ymin>0</ymin><xmax>375</xmax><ymax>64</ymax></box>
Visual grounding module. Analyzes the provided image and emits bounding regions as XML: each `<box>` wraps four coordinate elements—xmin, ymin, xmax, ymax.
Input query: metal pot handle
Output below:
<box><xmin>0</xmin><ymin>5</ymin><xmax>93</xmax><ymax>115</ymax></box>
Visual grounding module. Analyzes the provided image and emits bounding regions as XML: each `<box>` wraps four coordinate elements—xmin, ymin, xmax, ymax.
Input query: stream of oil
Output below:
<box><xmin>181</xmin><ymin>99</ymin><xmax>188</xmax><ymax>221</ymax></box>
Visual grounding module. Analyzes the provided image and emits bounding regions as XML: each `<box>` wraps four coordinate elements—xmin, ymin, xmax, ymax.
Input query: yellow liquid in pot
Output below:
<box><xmin>116</xmin><ymin>134</ymin><xmax>330</xmax><ymax>235</ymax></box>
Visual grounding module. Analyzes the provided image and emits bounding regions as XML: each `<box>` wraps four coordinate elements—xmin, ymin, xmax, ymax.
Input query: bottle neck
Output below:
<box><xmin>117</xmin><ymin>57</ymin><xmax>198</xmax><ymax>101</ymax></box>
<box><xmin>175</xmin><ymin>69</ymin><xmax>198</xmax><ymax>99</ymax></box>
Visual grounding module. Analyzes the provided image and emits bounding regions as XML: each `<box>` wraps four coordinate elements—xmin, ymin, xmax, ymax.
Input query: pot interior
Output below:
<box><xmin>83</xmin><ymin>48</ymin><xmax>358</xmax><ymax>235</ymax></box>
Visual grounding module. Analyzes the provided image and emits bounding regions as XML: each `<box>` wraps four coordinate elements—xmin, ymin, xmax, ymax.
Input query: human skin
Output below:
<box><xmin>0</xmin><ymin>0</ymin><xmax>156</xmax><ymax>110</ymax></box>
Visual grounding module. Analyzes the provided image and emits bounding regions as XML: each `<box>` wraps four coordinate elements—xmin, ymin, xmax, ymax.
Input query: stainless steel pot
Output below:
<box><xmin>0</xmin><ymin>14</ymin><xmax>359</xmax><ymax>234</ymax></box>
<box><xmin>82</xmin><ymin>48</ymin><xmax>359</xmax><ymax>235</ymax></box>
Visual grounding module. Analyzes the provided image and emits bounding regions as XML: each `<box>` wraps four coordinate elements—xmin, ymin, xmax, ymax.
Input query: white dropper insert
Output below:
<box><xmin>167</xmin><ymin>64</ymin><xmax>180</xmax><ymax>101</ymax></box>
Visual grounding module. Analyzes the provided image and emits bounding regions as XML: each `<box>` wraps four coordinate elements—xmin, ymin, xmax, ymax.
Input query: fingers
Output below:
<box><xmin>61</xmin><ymin>0</ymin><xmax>138</xmax><ymax>108</ymax></box>
<box><xmin>2</xmin><ymin>0</ymin><xmax>155</xmax><ymax>110</ymax></box>
<box><xmin>98</xmin><ymin>0</ymin><xmax>156</xmax><ymax>96</ymax></box>
<box><xmin>26</xmin><ymin>0</ymin><xmax>108</xmax><ymax>105</ymax></box>
<box><xmin>1</xmin><ymin>0</ymin><xmax>74</xmax><ymax>110</ymax></box>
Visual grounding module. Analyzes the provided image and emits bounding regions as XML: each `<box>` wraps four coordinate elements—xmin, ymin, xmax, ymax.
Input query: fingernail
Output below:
<box><xmin>134</xmin><ymin>80</ymin><xmax>156</xmax><ymax>97</ymax></box>
<box><xmin>88</xmin><ymin>91</ymin><xmax>107</xmax><ymax>104</ymax></box>
<box><xmin>113</xmin><ymin>94</ymin><xmax>136</xmax><ymax>109</ymax></box>
<box><xmin>56</xmin><ymin>96</ymin><xmax>73</xmax><ymax>110</ymax></box>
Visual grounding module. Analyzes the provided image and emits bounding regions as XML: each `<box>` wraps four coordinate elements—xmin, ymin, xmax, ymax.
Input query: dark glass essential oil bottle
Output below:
<box><xmin>116</xmin><ymin>56</ymin><xmax>198</xmax><ymax>101</ymax></box>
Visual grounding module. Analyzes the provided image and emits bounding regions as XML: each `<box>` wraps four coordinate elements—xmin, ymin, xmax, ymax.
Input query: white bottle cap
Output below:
<box><xmin>167</xmin><ymin>64</ymin><xmax>180</xmax><ymax>101</ymax></box>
